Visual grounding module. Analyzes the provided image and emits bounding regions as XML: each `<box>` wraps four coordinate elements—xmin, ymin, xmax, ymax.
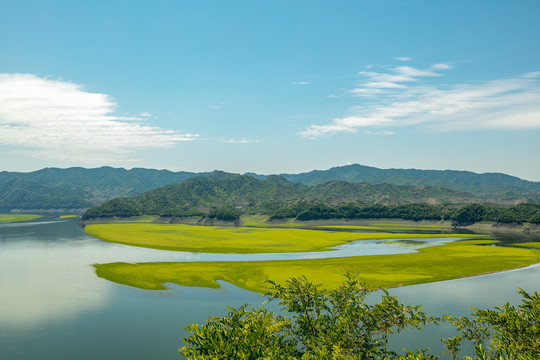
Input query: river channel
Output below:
<box><xmin>1</xmin><ymin>216</ymin><xmax>539</xmax><ymax>359</ymax></box>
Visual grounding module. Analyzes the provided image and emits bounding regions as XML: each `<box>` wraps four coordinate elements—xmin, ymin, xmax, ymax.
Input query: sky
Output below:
<box><xmin>0</xmin><ymin>0</ymin><xmax>539</xmax><ymax>181</ymax></box>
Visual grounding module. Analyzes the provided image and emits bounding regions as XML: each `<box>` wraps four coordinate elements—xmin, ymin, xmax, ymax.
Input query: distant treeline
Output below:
<box><xmin>82</xmin><ymin>198</ymin><xmax>540</xmax><ymax>227</ymax></box>
<box><xmin>269</xmin><ymin>202</ymin><xmax>540</xmax><ymax>226</ymax></box>
<box><xmin>81</xmin><ymin>199</ymin><xmax>245</xmax><ymax>222</ymax></box>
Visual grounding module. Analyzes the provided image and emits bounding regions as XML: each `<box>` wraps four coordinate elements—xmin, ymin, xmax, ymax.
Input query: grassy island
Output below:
<box><xmin>86</xmin><ymin>218</ymin><xmax>539</xmax><ymax>293</ymax></box>
<box><xmin>84</xmin><ymin>222</ymin><xmax>482</xmax><ymax>253</ymax></box>
<box><xmin>94</xmin><ymin>239</ymin><xmax>540</xmax><ymax>292</ymax></box>
<box><xmin>514</xmin><ymin>242</ymin><xmax>540</xmax><ymax>249</ymax></box>
<box><xmin>0</xmin><ymin>214</ymin><xmax>42</xmax><ymax>223</ymax></box>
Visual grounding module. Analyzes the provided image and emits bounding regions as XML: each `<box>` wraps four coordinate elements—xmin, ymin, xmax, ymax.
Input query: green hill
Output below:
<box><xmin>0</xmin><ymin>167</ymin><xmax>212</xmax><ymax>210</ymax></box>
<box><xmin>0</xmin><ymin>178</ymin><xmax>93</xmax><ymax>210</ymax></box>
<box><xmin>276</xmin><ymin>164</ymin><xmax>540</xmax><ymax>196</ymax></box>
<box><xmin>81</xmin><ymin>172</ymin><xmax>480</xmax><ymax>220</ymax></box>
<box><xmin>1</xmin><ymin>164</ymin><xmax>539</xmax><ymax>212</ymax></box>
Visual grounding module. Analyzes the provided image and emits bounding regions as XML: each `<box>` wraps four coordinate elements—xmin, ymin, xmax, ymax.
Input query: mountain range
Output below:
<box><xmin>1</xmin><ymin>164</ymin><xmax>539</xmax><ymax>211</ymax></box>
<box><xmin>81</xmin><ymin>171</ymin><xmax>482</xmax><ymax>220</ymax></box>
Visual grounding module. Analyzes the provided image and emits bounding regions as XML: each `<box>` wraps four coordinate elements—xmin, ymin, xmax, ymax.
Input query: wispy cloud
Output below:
<box><xmin>0</xmin><ymin>74</ymin><xmax>198</xmax><ymax>163</ymax></box>
<box><xmin>301</xmin><ymin>65</ymin><xmax>540</xmax><ymax>138</ymax></box>
<box><xmin>352</xmin><ymin>64</ymin><xmax>450</xmax><ymax>98</ymax></box>
<box><xmin>220</xmin><ymin>138</ymin><xmax>258</xmax><ymax>144</ymax></box>
<box><xmin>431</xmin><ymin>63</ymin><xmax>453</xmax><ymax>70</ymax></box>
<box><xmin>291</xmin><ymin>81</ymin><xmax>311</xmax><ymax>85</ymax></box>
<box><xmin>365</xmin><ymin>130</ymin><xmax>395</xmax><ymax>136</ymax></box>
<box><xmin>207</xmin><ymin>101</ymin><xmax>229</xmax><ymax>109</ymax></box>
<box><xmin>394</xmin><ymin>57</ymin><xmax>412</xmax><ymax>62</ymax></box>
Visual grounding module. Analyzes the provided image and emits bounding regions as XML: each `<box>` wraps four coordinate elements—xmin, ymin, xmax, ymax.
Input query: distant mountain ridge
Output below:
<box><xmin>1</xmin><ymin>164</ymin><xmax>539</xmax><ymax>211</ymax></box>
<box><xmin>0</xmin><ymin>178</ymin><xmax>93</xmax><ymax>210</ymax></box>
<box><xmin>271</xmin><ymin>164</ymin><xmax>540</xmax><ymax>195</ymax></box>
<box><xmin>81</xmin><ymin>171</ymin><xmax>481</xmax><ymax>219</ymax></box>
<box><xmin>0</xmin><ymin>167</ymin><xmax>211</xmax><ymax>210</ymax></box>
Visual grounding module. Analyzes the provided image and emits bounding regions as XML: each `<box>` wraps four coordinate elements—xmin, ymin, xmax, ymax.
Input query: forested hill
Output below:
<box><xmin>82</xmin><ymin>172</ymin><xmax>483</xmax><ymax>219</ymax></box>
<box><xmin>0</xmin><ymin>167</ymin><xmax>212</xmax><ymax>210</ymax></box>
<box><xmin>0</xmin><ymin>178</ymin><xmax>93</xmax><ymax>210</ymax></box>
<box><xmin>0</xmin><ymin>166</ymin><xmax>213</xmax><ymax>201</ymax></box>
<box><xmin>267</xmin><ymin>164</ymin><xmax>540</xmax><ymax>195</ymax></box>
<box><xmin>2</xmin><ymin>165</ymin><xmax>539</xmax><ymax>211</ymax></box>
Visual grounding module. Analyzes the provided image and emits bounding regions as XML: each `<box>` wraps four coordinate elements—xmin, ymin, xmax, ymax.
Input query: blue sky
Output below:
<box><xmin>1</xmin><ymin>1</ymin><xmax>539</xmax><ymax>180</ymax></box>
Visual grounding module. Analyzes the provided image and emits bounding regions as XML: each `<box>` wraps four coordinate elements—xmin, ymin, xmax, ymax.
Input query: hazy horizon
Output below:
<box><xmin>2</xmin><ymin>162</ymin><xmax>539</xmax><ymax>183</ymax></box>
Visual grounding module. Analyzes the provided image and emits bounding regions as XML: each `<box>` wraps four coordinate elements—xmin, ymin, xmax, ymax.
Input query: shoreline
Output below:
<box><xmin>78</xmin><ymin>215</ymin><xmax>540</xmax><ymax>235</ymax></box>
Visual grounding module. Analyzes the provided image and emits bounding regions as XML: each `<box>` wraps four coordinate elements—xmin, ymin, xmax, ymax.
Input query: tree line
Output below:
<box><xmin>268</xmin><ymin>202</ymin><xmax>540</xmax><ymax>226</ymax></box>
<box><xmin>82</xmin><ymin>198</ymin><xmax>540</xmax><ymax>228</ymax></box>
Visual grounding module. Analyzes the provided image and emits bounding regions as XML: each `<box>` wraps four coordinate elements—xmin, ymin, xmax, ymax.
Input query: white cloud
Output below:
<box><xmin>349</xmin><ymin>88</ymin><xmax>385</xmax><ymax>96</ymax></box>
<box><xmin>364</xmin><ymin>81</ymin><xmax>407</xmax><ymax>89</ymax></box>
<box><xmin>523</xmin><ymin>71</ymin><xmax>540</xmax><ymax>78</ymax></box>
<box><xmin>326</xmin><ymin>94</ymin><xmax>338</xmax><ymax>98</ymax></box>
<box><xmin>301</xmin><ymin>66</ymin><xmax>540</xmax><ymax>138</ymax></box>
<box><xmin>393</xmin><ymin>66</ymin><xmax>442</xmax><ymax>78</ymax></box>
<box><xmin>0</xmin><ymin>74</ymin><xmax>198</xmax><ymax>163</ymax></box>
<box><xmin>365</xmin><ymin>130</ymin><xmax>395</xmax><ymax>136</ymax></box>
<box><xmin>302</xmin><ymin>115</ymin><xmax>391</xmax><ymax>138</ymax></box>
<box><xmin>220</xmin><ymin>138</ymin><xmax>258</xmax><ymax>144</ymax></box>
<box><xmin>431</xmin><ymin>63</ymin><xmax>452</xmax><ymax>70</ymax></box>
<box><xmin>358</xmin><ymin>71</ymin><xmax>417</xmax><ymax>83</ymax></box>
<box><xmin>394</xmin><ymin>57</ymin><xmax>412</xmax><ymax>62</ymax></box>
<box><xmin>140</xmin><ymin>112</ymin><xmax>151</xmax><ymax>117</ymax></box>
<box><xmin>352</xmin><ymin>64</ymin><xmax>451</xmax><ymax>97</ymax></box>
<box><xmin>291</xmin><ymin>81</ymin><xmax>311</xmax><ymax>85</ymax></box>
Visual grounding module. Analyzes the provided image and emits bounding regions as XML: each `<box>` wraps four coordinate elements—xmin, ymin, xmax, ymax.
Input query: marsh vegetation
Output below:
<box><xmin>0</xmin><ymin>213</ymin><xmax>42</xmax><ymax>223</ymax></box>
<box><xmin>87</xmin><ymin>217</ymin><xmax>539</xmax><ymax>293</ymax></box>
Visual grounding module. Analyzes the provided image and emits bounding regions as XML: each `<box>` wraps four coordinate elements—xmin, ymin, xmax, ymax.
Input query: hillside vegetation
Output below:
<box><xmin>81</xmin><ymin>173</ymin><xmax>540</xmax><ymax>226</ymax></box>
<box><xmin>275</xmin><ymin>164</ymin><xmax>540</xmax><ymax>195</ymax></box>
<box><xmin>2</xmin><ymin>164</ymin><xmax>539</xmax><ymax>211</ymax></box>
<box><xmin>0</xmin><ymin>178</ymin><xmax>93</xmax><ymax>210</ymax></box>
<box><xmin>0</xmin><ymin>166</ymin><xmax>210</xmax><ymax>210</ymax></box>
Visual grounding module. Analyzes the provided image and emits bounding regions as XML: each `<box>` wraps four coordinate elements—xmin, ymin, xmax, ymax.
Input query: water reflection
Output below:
<box><xmin>0</xmin><ymin>218</ymin><xmax>455</xmax><ymax>330</ymax></box>
<box><xmin>0</xmin><ymin>217</ymin><xmax>539</xmax><ymax>360</ymax></box>
<box><xmin>0</xmin><ymin>241</ymin><xmax>109</xmax><ymax>328</ymax></box>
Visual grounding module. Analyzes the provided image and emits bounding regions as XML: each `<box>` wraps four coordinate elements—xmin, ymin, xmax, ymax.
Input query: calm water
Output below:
<box><xmin>0</xmin><ymin>217</ymin><xmax>539</xmax><ymax>359</ymax></box>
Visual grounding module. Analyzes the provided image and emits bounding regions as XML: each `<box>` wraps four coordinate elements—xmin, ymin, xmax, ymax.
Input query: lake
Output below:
<box><xmin>1</xmin><ymin>217</ymin><xmax>539</xmax><ymax>359</ymax></box>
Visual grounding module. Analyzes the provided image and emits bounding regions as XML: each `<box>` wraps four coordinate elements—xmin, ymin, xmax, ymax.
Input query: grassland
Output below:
<box><xmin>0</xmin><ymin>214</ymin><xmax>42</xmax><ymax>223</ymax></box>
<box><xmin>240</xmin><ymin>215</ymin><xmax>452</xmax><ymax>231</ymax></box>
<box><xmin>87</xmin><ymin>217</ymin><xmax>538</xmax><ymax>293</ymax></box>
<box><xmin>84</xmin><ymin>222</ymin><xmax>482</xmax><ymax>253</ymax></box>
<box><xmin>94</xmin><ymin>239</ymin><xmax>540</xmax><ymax>292</ymax></box>
<box><xmin>311</xmin><ymin>224</ymin><xmax>449</xmax><ymax>232</ymax></box>
<box><xmin>514</xmin><ymin>242</ymin><xmax>540</xmax><ymax>249</ymax></box>
<box><xmin>240</xmin><ymin>214</ymin><xmax>307</xmax><ymax>228</ymax></box>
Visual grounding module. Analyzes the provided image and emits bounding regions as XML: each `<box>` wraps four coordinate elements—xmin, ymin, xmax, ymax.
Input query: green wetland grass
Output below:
<box><xmin>86</xmin><ymin>218</ymin><xmax>539</xmax><ymax>293</ymax></box>
<box><xmin>0</xmin><ymin>214</ymin><xmax>42</xmax><ymax>223</ymax></box>
<box><xmin>514</xmin><ymin>242</ymin><xmax>540</xmax><ymax>249</ymax></box>
<box><xmin>239</xmin><ymin>215</ymin><xmax>452</xmax><ymax>232</ymax></box>
<box><xmin>94</xmin><ymin>239</ymin><xmax>540</xmax><ymax>292</ymax></box>
<box><xmin>84</xmin><ymin>222</ymin><xmax>484</xmax><ymax>253</ymax></box>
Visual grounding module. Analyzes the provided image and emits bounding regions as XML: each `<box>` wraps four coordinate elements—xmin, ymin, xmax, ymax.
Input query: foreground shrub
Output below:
<box><xmin>180</xmin><ymin>274</ymin><xmax>436</xmax><ymax>359</ymax></box>
<box><xmin>179</xmin><ymin>275</ymin><xmax>539</xmax><ymax>359</ymax></box>
<box><xmin>444</xmin><ymin>289</ymin><xmax>540</xmax><ymax>360</ymax></box>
